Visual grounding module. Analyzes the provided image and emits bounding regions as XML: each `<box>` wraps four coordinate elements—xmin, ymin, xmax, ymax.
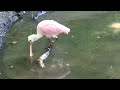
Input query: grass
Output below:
<box><xmin>1</xmin><ymin>11</ymin><xmax>120</xmax><ymax>79</ymax></box>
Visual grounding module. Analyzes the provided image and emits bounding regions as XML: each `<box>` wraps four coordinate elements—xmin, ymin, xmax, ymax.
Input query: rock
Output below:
<box><xmin>33</xmin><ymin>11</ymin><xmax>47</xmax><ymax>20</ymax></box>
<box><xmin>10</xmin><ymin>66</ymin><xmax>14</xmax><ymax>68</ymax></box>
<box><xmin>72</xmin><ymin>35</ymin><xmax>74</xmax><ymax>38</ymax></box>
<box><xmin>97</xmin><ymin>36</ymin><xmax>100</xmax><ymax>39</ymax></box>
<box><xmin>58</xmin><ymin>63</ymin><xmax>63</xmax><ymax>68</ymax></box>
<box><xmin>0</xmin><ymin>11</ymin><xmax>19</xmax><ymax>50</ymax></box>
<box><xmin>11</xmin><ymin>41</ymin><xmax>17</xmax><ymax>44</ymax></box>
<box><xmin>110</xmin><ymin>66</ymin><xmax>112</xmax><ymax>69</ymax></box>
<box><xmin>0</xmin><ymin>37</ymin><xmax>3</xmax><ymax>49</ymax></box>
<box><xmin>66</xmin><ymin>64</ymin><xmax>70</xmax><ymax>66</ymax></box>
<box><xmin>20</xmin><ymin>19</ymin><xmax>23</xmax><ymax>22</ymax></box>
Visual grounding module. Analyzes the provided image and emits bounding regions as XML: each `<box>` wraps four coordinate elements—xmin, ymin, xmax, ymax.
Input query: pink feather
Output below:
<box><xmin>37</xmin><ymin>20</ymin><xmax>70</xmax><ymax>38</ymax></box>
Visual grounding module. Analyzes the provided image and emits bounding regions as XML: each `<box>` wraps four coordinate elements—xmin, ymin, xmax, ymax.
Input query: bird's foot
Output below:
<box><xmin>50</xmin><ymin>38</ymin><xmax>55</xmax><ymax>43</ymax></box>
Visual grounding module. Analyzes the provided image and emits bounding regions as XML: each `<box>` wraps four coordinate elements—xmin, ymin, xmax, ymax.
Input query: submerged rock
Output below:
<box><xmin>10</xmin><ymin>66</ymin><xmax>14</xmax><ymax>68</ymax></box>
<box><xmin>97</xmin><ymin>36</ymin><xmax>100</xmax><ymax>39</ymax></box>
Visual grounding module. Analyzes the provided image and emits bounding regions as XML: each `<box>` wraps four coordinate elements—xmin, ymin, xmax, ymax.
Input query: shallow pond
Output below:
<box><xmin>1</xmin><ymin>11</ymin><xmax>120</xmax><ymax>79</ymax></box>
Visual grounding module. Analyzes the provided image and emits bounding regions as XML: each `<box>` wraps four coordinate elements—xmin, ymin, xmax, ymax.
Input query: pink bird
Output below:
<box><xmin>28</xmin><ymin>20</ymin><xmax>70</xmax><ymax>58</ymax></box>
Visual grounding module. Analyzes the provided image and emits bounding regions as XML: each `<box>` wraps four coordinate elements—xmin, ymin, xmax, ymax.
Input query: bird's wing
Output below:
<box><xmin>40</xmin><ymin>24</ymin><xmax>64</xmax><ymax>35</ymax></box>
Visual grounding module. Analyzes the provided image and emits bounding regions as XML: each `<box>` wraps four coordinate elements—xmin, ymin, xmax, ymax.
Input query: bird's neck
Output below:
<box><xmin>36</xmin><ymin>32</ymin><xmax>43</xmax><ymax>39</ymax></box>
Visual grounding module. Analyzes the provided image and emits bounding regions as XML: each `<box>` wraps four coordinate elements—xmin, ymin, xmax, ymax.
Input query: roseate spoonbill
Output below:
<box><xmin>28</xmin><ymin>20</ymin><xmax>70</xmax><ymax>58</ymax></box>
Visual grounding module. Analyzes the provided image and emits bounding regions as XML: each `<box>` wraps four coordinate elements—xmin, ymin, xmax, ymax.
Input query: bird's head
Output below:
<box><xmin>28</xmin><ymin>34</ymin><xmax>39</xmax><ymax>43</ymax></box>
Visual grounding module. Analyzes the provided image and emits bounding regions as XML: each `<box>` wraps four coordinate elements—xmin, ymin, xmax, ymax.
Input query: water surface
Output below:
<box><xmin>1</xmin><ymin>11</ymin><xmax>120</xmax><ymax>79</ymax></box>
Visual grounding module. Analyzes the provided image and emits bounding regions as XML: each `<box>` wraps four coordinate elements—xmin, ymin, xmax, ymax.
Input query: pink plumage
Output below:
<box><xmin>37</xmin><ymin>20</ymin><xmax>70</xmax><ymax>38</ymax></box>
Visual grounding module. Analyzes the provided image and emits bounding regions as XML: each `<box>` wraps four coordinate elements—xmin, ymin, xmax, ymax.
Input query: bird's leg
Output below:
<box><xmin>55</xmin><ymin>37</ymin><xmax>58</xmax><ymax>42</ymax></box>
<box><xmin>47</xmin><ymin>38</ymin><xmax>52</xmax><ymax>47</ymax></box>
<box><xmin>48</xmin><ymin>38</ymin><xmax>54</xmax><ymax>47</ymax></box>
<box><xmin>49</xmin><ymin>37</ymin><xmax>58</xmax><ymax>45</ymax></box>
<box><xmin>45</xmin><ymin>37</ymin><xmax>58</xmax><ymax>50</ymax></box>
<box><xmin>44</xmin><ymin>38</ymin><xmax>52</xmax><ymax>50</ymax></box>
<box><xmin>50</xmin><ymin>38</ymin><xmax>54</xmax><ymax>43</ymax></box>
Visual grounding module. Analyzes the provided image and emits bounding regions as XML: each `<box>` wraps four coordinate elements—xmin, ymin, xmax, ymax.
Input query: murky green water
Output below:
<box><xmin>1</xmin><ymin>11</ymin><xmax>120</xmax><ymax>79</ymax></box>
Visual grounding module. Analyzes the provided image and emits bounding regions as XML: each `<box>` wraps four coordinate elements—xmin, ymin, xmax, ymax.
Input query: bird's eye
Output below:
<box><xmin>29</xmin><ymin>40</ymin><xmax>32</xmax><ymax>42</ymax></box>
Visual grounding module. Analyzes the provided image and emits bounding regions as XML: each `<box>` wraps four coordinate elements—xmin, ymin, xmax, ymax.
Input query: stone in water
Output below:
<box><xmin>97</xmin><ymin>36</ymin><xmax>100</xmax><ymax>39</ymax></box>
<box><xmin>72</xmin><ymin>35</ymin><xmax>74</xmax><ymax>38</ymax></box>
<box><xmin>10</xmin><ymin>66</ymin><xmax>14</xmax><ymax>68</ymax></box>
<box><xmin>110</xmin><ymin>66</ymin><xmax>112</xmax><ymax>69</ymax></box>
<box><xmin>66</xmin><ymin>64</ymin><xmax>70</xmax><ymax>66</ymax></box>
<box><xmin>11</xmin><ymin>41</ymin><xmax>17</xmax><ymax>44</ymax></box>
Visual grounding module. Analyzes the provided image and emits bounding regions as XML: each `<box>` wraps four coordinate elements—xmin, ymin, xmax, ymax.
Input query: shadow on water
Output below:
<box><xmin>1</xmin><ymin>11</ymin><xmax>120</xmax><ymax>79</ymax></box>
